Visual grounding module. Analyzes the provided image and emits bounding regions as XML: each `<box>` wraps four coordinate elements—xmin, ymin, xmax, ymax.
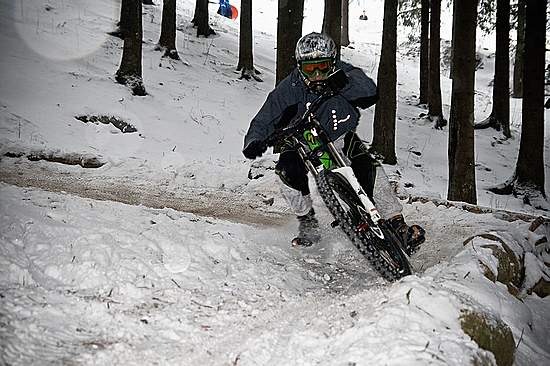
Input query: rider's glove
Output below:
<box><xmin>243</xmin><ymin>139</ymin><xmax>267</xmax><ymax>159</ymax></box>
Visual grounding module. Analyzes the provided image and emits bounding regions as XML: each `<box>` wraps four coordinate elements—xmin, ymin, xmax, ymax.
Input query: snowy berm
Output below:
<box><xmin>1</xmin><ymin>0</ymin><xmax>549</xmax><ymax>365</ymax></box>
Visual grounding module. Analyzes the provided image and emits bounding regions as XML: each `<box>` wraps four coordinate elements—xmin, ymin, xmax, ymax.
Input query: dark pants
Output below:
<box><xmin>275</xmin><ymin>132</ymin><xmax>378</xmax><ymax>199</ymax></box>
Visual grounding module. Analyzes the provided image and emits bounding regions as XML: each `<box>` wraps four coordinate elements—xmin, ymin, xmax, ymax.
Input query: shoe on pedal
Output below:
<box><xmin>292</xmin><ymin>208</ymin><xmax>321</xmax><ymax>247</ymax></box>
<box><xmin>388</xmin><ymin>214</ymin><xmax>425</xmax><ymax>255</ymax></box>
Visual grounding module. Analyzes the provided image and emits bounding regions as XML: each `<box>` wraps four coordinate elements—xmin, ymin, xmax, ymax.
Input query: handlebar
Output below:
<box><xmin>265</xmin><ymin>89</ymin><xmax>332</xmax><ymax>146</ymax></box>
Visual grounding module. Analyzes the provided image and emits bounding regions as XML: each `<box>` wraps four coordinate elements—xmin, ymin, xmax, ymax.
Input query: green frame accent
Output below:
<box><xmin>303</xmin><ymin>129</ymin><xmax>333</xmax><ymax>169</ymax></box>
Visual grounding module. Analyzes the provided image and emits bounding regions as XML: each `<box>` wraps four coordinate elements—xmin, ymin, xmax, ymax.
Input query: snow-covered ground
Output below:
<box><xmin>1</xmin><ymin>0</ymin><xmax>549</xmax><ymax>365</ymax></box>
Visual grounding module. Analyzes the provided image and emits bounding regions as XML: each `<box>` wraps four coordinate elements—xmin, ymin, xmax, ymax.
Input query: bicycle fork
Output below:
<box><xmin>298</xmin><ymin>137</ymin><xmax>385</xmax><ymax>238</ymax></box>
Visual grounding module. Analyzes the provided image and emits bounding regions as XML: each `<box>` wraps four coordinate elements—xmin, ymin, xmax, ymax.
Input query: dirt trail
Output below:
<box><xmin>1</xmin><ymin>155</ymin><xmax>531</xmax><ymax>275</ymax></box>
<box><xmin>0</xmin><ymin>158</ymin><xmax>291</xmax><ymax>226</ymax></box>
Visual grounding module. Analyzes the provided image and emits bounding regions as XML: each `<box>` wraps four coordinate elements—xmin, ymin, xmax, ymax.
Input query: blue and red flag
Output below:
<box><xmin>217</xmin><ymin>0</ymin><xmax>238</xmax><ymax>20</ymax></box>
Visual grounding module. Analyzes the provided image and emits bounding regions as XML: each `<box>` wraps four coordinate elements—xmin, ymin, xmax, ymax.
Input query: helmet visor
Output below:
<box><xmin>300</xmin><ymin>58</ymin><xmax>333</xmax><ymax>78</ymax></box>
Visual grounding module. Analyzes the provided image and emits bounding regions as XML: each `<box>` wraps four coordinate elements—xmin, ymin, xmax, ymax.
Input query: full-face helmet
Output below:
<box><xmin>295</xmin><ymin>32</ymin><xmax>337</xmax><ymax>92</ymax></box>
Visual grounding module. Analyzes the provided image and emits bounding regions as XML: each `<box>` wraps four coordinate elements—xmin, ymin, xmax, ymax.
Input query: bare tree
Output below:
<box><xmin>109</xmin><ymin>0</ymin><xmax>131</xmax><ymax>39</ymax></box>
<box><xmin>372</xmin><ymin>0</ymin><xmax>398</xmax><ymax>165</ymax></box>
<box><xmin>322</xmin><ymin>0</ymin><xmax>342</xmax><ymax>60</ymax></box>
<box><xmin>491</xmin><ymin>0</ymin><xmax>547</xmax><ymax>207</ymax></box>
<box><xmin>191</xmin><ymin>0</ymin><xmax>200</xmax><ymax>25</ymax></box>
<box><xmin>475</xmin><ymin>0</ymin><xmax>510</xmax><ymax>137</ymax></box>
<box><xmin>395</xmin><ymin>0</ymin><xmax>428</xmax><ymax>105</ymax></box>
<box><xmin>156</xmin><ymin>0</ymin><xmax>180</xmax><ymax>59</ymax></box>
<box><xmin>276</xmin><ymin>0</ymin><xmax>304</xmax><ymax>84</ymax></box>
<box><xmin>237</xmin><ymin>0</ymin><xmax>261</xmax><ymax>81</ymax></box>
<box><xmin>341</xmin><ymin>0</ymin><xmax>350</xmax><ymax>47</ymax></box>
<box><xmin>419</xmin><ymin>0</ymin><xmax>429</xmax><ymax>105</ymax></box>
<box><xmin>447</xmin><ymin>0</ymin><xmax>478</xmax><ymax>204</ymax></box>
<box><xmin>193</xmin><ymin>0</ymin><xmax>215</xmax><ymax>37</ymax></box>
<box><xmin>512</xmin><ymin>0</ymin><xmax>525</xmax><ymax>98</ymax></box>
<box><xmin>115</xmin><ymin>0</ymin><xmax>146</xmax><ymax>96</ymax></box>
<box><xmin>428</xmin><ymin>0</ymin><xmax>447</xmax><ymax>128</ymax></box>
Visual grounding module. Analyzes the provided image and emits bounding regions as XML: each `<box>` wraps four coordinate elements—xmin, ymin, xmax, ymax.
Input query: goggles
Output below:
<box><xmin>300</xmin><ymin>58</ymin><xmax>333</xmax><ymax>78</ymax></box>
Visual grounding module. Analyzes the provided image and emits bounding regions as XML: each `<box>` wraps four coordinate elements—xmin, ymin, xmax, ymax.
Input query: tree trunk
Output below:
<box><xmin>116</xmin><ymin>0</ymin><xmax>146</xmax><ymax>96</ymax></box>
<box><xmin>157</xmin><ymin>0</ymin><xmax>179</xmax><ymax>59</ymax></box>
<box><xmin>372</xmin><ymin>0</ymin><xmax>397</xmax><ymax>165</ymax></box>
<box><xmin>237</xmin><ymin>0</ymin><xmax>261</xmax><ymax>81</ymax></box>
<box><xmin>475</xmin><ymin>0</ymin><xmax>510</xmax><ymax>137</ymax></box>
<box><xmin>428</xmin><ymin>0</ymin><xmax>446</xmax><ymax>128</ymax></box>
<box><xmin>191</xmin><ymin>0</ymin><xmax>199</xmax><ymax>25</ymax></box>
<box><xmin>512</xmin><ymin>0</ymin><xmax>525</xmax><ymax>98</ymax></box>
<box><xmin>419</xmin><ymin>0</ymin><xmax>429</xmax><ymax>105</ymax></box>
<box><xmin>447</xmin><ymin>0</ymin><xmax>477</xmax><ymax>204</ymax></box>
<box><xmin>110</xmin><ymin>0</ymin><xmax>131</xmax><ymax>39</ymax></box>
<box><xmin>341</xmin><ymin>0</ymin><xmax>350</xmax><ymax>47</ymax></box>
<box><xmin>195</xmin><ymin>0</ymin><xmax>215</xmax><ymax>37</ymax></box>
<box><xmin>276</xmin><ymin>0</ymin><xmax>304</xmax><ymax>85</ymax></box>
<box><xmin>514</xmin><ymin>0</ymin><xmax>546</xmax><ymax>196</ymax></box>
<box><xmin>322</xmin><ymin>0</ymin><xmax>342</xmax><ymax>60</ymax></box>
<box><xmin>449</xmin><ymin>0</ymin><xmax>457</xmax><ymax>79</ymax></box>
<box><xmin>492</xmin><ymin>0</ymin><xmax>510</xmax><ymax>137</ymax></box>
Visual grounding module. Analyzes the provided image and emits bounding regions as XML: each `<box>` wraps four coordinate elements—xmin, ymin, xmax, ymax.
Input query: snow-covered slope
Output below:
<box><xmin>1</xmin><ymin>182</ymin><xmax>549</xmax><ymax>365</ymax></box>
<box><xmin>0</xmin><ymin>0</ymin><xmax>549</xmax><ymax>365</ymax></box>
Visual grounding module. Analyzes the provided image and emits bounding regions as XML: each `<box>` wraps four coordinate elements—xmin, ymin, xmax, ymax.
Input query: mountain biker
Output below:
<box><xmin>242</xmin><ymin>32</ymin><xmax>425</xmax><ymax>252</ymax></box>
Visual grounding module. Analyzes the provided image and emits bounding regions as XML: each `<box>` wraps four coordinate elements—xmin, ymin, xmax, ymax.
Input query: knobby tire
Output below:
<box><xmin>316</xmin><ymin>170</ymin><xmax>412</xmax><ymax>281</ymax></box>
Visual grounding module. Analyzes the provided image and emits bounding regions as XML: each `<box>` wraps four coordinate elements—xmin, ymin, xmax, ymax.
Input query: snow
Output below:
<box><xmin>1</xmin><ymin>0</ymin><xmax>549</xmax><ymax>365</ymax></box>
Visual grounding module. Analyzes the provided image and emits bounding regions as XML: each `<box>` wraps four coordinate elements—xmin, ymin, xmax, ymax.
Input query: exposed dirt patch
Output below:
<box><xmin>75</xmin><ymin>114</ymin><xmax>137</xmax><ymax>133</ymax></box>
<box><xmin>0</xmin><ymin>159</ymin><xmax>289</xmax><ymax>226</ymax></box>
<box><xmin>4</xmin><ymin>151</ymin><xmax>104</xmax><ymax>168</ymax></box>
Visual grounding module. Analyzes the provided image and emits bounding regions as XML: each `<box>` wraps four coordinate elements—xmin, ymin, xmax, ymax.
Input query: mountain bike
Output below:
<box><xmin>266</xmin><ymin>70</ymin><xmax>412</xmax><ymax>281</ymax></box>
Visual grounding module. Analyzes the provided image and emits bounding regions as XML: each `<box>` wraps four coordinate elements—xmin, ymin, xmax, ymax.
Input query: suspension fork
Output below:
<box><xmin>295</xmin><ymin>138</ymin><xmax>320</xmax><ymax>177</ymax></box>
<box><xmin>294</xmin><ymin>117</ymin><xmax>381</xmax><ymax>225</ymax></box>
<box><xmin>324</xmin><ymin>140</ymin><xmax>383</xmax><ymax>226</ymax></box>
<box><xmin>325</xmin><ymin>141</ymin><xmax>348</xmax><ymax>167</ymax></box>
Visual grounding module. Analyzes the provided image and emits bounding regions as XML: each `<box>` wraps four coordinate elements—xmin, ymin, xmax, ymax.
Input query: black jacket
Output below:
<box><xmin>244</xmin><ymin>61</ymin><xmax>378</xmax><ymax>148</ymax></box>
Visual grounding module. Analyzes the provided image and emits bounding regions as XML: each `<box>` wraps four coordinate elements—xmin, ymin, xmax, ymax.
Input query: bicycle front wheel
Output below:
<box><xmin>316</xmin><ymin>169</ymin><xmax>412</xmax><ymax>281</ymax></box>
